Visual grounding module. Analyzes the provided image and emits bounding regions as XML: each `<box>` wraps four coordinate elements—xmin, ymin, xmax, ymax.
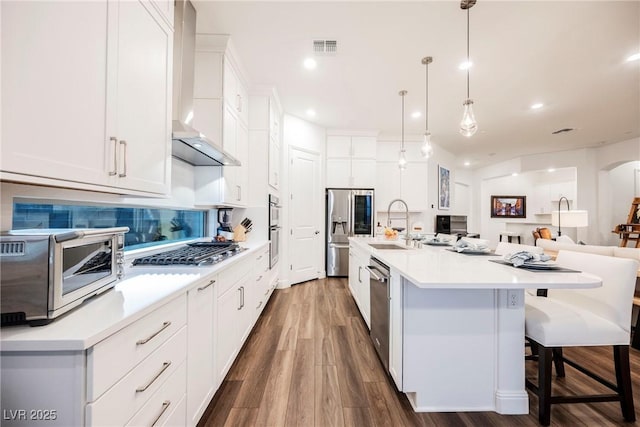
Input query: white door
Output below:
<box><xmin>289</xmin><ymin>148</ymin><xmax>322</xmax><ymax>285</ymax></box>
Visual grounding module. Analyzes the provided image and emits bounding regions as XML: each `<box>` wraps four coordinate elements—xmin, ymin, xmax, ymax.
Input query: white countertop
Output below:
<box><xmin>0</xmin><ymin>241</ymin><xmax>269</xmax><ymax>352</ymax></box>
<box><xmin>350</xmin><ymin>237</ymin><xmax>601</xmax><ymax>290</ymax></box>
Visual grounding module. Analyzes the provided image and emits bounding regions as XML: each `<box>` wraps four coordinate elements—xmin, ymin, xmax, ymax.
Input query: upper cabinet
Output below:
<box><xmin>376</xmin><ymin>161</ymin><xmax>429</xmax><ymax>212</ymax></box>
<box><xmin>193</xmin><ymin>34</ymin><xmax>250</xmax><ymax>207</ymax></box>
<box><xmin>326</xmin><ymin>135</ymin><xmax>377</xmax><ymax>188</ymax></box>
<box><xmin>0</xmin><ymin>0</ymin><xmax>173</xmax><ymax>196</ymax></box>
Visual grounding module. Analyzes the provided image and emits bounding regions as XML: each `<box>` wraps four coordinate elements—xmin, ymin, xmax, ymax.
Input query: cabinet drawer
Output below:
<box><xmin>87</xmin><ymin>295</ymin><xmax>187</xmax><ymax>401</ymax></box>
<box><xmin>217</xmin><ymin>256</ymin><xmax>251</xmax><ymax>296</ymax></box>
<box><xmin>86</xmin><ymin>326</ymin><xmax>187</xmax><ymax>426</ymax></box>
<box><xmin>125</xmin><ymin>361</ymin><xmax>186</xmax><ymax>427</ymax></box>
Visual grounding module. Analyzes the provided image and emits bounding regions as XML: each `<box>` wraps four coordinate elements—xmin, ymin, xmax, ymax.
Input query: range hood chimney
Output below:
<box><xmin>172</xmin><ymin>0</ymin><xmax>240</xmax><ymax>166</ymax></box>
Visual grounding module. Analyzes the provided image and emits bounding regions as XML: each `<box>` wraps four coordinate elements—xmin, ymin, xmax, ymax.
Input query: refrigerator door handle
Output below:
<box><xmin>349</xmin><ymin>192</ymin><xmax>355</xmax><ymax>237</ymax></box>
<box><xmin>328</xmin><ymin>243</ymin><xmax>349</xmax><ymax>249</ymax></box>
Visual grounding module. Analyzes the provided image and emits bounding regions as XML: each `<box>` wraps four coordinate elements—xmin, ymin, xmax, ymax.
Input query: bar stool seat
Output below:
<box><xmin>499</xmin><ymin>231</ymin><xmax>521</xmax><ymax>243</ymax></box>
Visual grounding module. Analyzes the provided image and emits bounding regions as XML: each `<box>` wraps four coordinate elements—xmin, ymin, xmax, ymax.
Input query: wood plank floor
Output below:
<box><xmin>198</xmin><ymin>278</ymin><xmax>640</xmax><ymax>426</ymax></box>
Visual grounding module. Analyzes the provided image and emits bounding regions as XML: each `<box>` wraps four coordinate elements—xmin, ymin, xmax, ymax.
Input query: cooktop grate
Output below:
<box><xmin>132</xmin><ymin>242</ymin><xmax>244</xmax><ymax>266</ymax></box>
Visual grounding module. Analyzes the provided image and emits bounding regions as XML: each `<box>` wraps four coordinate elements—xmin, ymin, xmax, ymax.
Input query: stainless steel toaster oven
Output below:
<box><xmin>0</xmin><ymin>227</ymin><xmax>128</xmax><ymax>326</ymax></box>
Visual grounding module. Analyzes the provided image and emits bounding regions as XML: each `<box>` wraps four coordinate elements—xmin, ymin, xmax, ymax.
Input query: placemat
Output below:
<box><xmin>446</xmin><ymin>248</ymin><xmax>496</xmax><ymax>256</ymax></box>
<box><xmin>489</xmin><ymin>259</ymin><xmax>581</xmax><ymax>273</ymax></box>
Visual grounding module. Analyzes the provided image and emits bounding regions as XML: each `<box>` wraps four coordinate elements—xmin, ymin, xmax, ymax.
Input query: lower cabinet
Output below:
<box><xmin>186</xmin><ymin>277</ymin><xmax>216</xmax><ymax>427</ymax></box>
<box><xmin>348</xmin><ymin>242</ymin><xmax>371</xmax><ymax>329</ymax></box>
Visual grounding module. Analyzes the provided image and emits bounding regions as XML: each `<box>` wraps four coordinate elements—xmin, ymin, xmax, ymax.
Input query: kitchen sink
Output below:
<box><xmin>368</xmin><ymin>243</ymin><xmax>409</xmax><ymax>250</ymax></box>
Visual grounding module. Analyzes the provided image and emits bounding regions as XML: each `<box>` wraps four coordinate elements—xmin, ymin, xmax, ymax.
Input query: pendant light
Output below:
<box><xmin>398</xmin><ymin>90</ymin><xmax>408</xmax><ymax>170</ymax></box>
<box><xmin>421</xmin><ymin>56</ymin><xmax>434</xmax><ymax>158</ymax></box>
<box><xmin>459</xmin><ymin>0</ymin><xmax>478</xmax><ymax>137</ymax></box>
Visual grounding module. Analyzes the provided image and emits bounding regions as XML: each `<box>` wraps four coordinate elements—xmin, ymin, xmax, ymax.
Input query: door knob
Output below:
<box><xmin>314</xmin><ymin>230</ymin><xmax>320</xmax><ymax>234</ymax></box>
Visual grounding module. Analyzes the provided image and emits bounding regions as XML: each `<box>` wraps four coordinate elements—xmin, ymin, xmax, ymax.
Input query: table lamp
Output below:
<box><xmin>551</xmin><ymin>196</ymin><xmax>589</xmax><ymax>236</ymax></box>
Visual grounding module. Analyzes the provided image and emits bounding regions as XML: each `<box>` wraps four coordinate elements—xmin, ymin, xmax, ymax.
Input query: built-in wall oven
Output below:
<box><xmin>268</xmin><ymin>194</ymin><xmax>281</xmax><ymax>269</ymax></box>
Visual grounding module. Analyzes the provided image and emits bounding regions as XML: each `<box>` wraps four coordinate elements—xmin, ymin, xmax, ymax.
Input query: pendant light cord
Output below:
<box><xmin>425</xmin><ymin>60</ymin><xmax>429</xmax><ymax>132</ymax></box>
<box><xmin>401</xmin><ymin>92</ymin><xmax>405</xmax><ymax>150</ymax></box>
<box><xmin>466</xmin><ymin>7</ymin><xmax>470</xmax><ymax>99</ymax></box>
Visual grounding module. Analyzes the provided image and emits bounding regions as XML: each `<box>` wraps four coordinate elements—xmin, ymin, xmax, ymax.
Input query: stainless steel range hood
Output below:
<box><xmin>172</xmin><ymin>0</ymin><xmax>240</xmax><ymax>166</ymax></box>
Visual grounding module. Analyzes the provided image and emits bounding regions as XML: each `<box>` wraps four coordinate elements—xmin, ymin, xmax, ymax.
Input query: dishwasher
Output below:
<box><xmin>367</xmin><ymin>257</ymin><xmax>391</xmax><ymax>372</ymax></box>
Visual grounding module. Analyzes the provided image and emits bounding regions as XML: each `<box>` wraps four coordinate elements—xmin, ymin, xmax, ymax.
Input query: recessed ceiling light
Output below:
<box><xmin>548</xmin><ymin>168</ymin><xmax>556</xmax><ymax>173</ymax></box>
<box><xmin>303</xmin><ymin>58</ymin><xmax>317</xmax><ymax>69</ymax></box>
<box><xmin>193</xmin><ymin>143</ymin><xmax>202</xmax><ymax>148</ymax></box>
<box><xmin>463</xmin><ymin>161</ymin><xmax>471</xmax><ymax>166</ymax></box>
<box><xmin>512</xmin><ymin>172</ymin><xmax>518</xmax><ymax>177</ymax></box>
<box><xmin>530</xmin><ymin>103</ymin><xmax>544</xmax><ymax>110</ymax></box>
<box><xmin>306</xmin><ymin>109</ymin><xmax>316</xmax><ymax>117</ymax></box>
<box><xmin>458</xmin><ymin>60</ymin><xmax>472</xmax><ymax>70</ymax></box>
<box><xmin>411</xmin><ymin>111</ymin><xmax>422</xmax><ymax>119</ymax></box>
<box><xmin>626</xmin><ymin>52</ymin><xmax>640</xmax><ymax>62</ymax></box>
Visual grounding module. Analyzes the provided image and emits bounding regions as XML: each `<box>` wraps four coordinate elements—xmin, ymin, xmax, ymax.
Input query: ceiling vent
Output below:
<box><xmin>552</xmin><ymin>128</ymin><xmax>574</xmax><ymax>135</ymax></box>
<box><xmin>313</xmin><ymin>39</ymin><xmax>337</xmax><ymax>55</ymax></box>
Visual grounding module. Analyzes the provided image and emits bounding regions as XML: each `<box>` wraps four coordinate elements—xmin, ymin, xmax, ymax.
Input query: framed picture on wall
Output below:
<box><xmin>491</xmin><ymin>195</ymin><xmax>526</xmax><ymax>218</ymax></box>
<box><xmin>438</xmin><ymin>165</ymin><xmax>450</xmax><ymax>210</ymax></box>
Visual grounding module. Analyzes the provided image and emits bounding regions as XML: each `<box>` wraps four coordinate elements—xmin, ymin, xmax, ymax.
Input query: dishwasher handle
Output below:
<box><xmin>366</xmin><ymin>266</ymin><xmax>388</xmax><ymax>282</ymax></box>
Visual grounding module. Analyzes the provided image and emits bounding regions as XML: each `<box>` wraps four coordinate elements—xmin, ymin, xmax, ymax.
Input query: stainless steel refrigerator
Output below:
<box><xmin>326</xmin><ymin>188</ymin><xmax>375</xmax><ymax>276</ymax></box>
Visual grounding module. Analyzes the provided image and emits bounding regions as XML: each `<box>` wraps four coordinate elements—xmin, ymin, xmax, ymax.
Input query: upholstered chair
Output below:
<box><xmin>525</xmin><ymin>250</ymin><xmax>639</xmax><ymax>425</ymax></box>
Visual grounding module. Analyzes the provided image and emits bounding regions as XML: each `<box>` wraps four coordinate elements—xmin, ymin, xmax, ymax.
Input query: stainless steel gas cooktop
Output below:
<box><xmin>132</xmin><ymin>242</ymin><xmax>246</xmax><ymax>266</ymax></box>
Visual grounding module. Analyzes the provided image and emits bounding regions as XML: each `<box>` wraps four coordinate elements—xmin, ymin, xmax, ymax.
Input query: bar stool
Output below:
<box><xmin>499</xmin><ymin>231</ymin><xmax>521</xmax><ymax>243</ymax></box>
<box><xmin>525</xmin><ymin>250</ymin><xmax>638</xmax><ymax>425</ymax></box>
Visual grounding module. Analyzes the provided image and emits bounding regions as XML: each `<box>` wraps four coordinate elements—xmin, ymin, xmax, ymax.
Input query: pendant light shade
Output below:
<box><xmin>399</xmin><ymin>90</ymin><xmax>407</xmax><ymax>170</ymax></box>
<box><xmin>460</xmin><ymin>1</ymin><xmax>478</xmax><ymax>137</ymax></box>
<box><xmin>460</xmin><ymin>99</ymin><xmax>477</xmax><ymax>137</ymax></box>
<box><xmin>421</xmin><ymin>56</ymin><xmax>434</xmax><ymax>158</ymax></box>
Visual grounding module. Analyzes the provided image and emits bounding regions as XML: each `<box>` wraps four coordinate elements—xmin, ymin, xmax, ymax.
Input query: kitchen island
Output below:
<box><xmin>348</xmin><ymin>237</ymin><xmax>601</xmax><ymax>415</ymax></box>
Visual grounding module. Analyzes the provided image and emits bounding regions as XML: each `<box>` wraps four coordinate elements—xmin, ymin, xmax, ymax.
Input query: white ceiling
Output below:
<box><xmin>193</xmin><ymin>1</ymin><xmax>640</xmax><ymax>168</ymax></box>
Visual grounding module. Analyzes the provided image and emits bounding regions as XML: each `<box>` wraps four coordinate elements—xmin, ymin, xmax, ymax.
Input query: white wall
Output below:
<box><xmin>471</xmin><ymin>137</ymin><xmax>640</xmax><ymax>246</ymax></box>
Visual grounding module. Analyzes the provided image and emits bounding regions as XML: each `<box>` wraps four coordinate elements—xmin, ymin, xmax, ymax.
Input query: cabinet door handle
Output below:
<box><xmin>358</xmin><ymin>266</ymin><xmax>362</xmax><ymax>283</ymax></box>
<box><xmin>198</xmin><ymin>279</ymin><xmax>215</xmax><ymax>292</ymax></box>
<box><xmin>264</xmin><ymin>288</ymin><xmax>270</xmax><ymax>296</ymax></box>
<box><xmin>237</xmin><ymin>185</ymin><xmax>241</xmax><ymax>201</ymax></box>
<box><xmin>241</xmin><ymin>286</ymin><xmax>245</xmax><ymax>308</ymax></box>
<box><xmin>109</xmin><ymin>136</ymin><xmax>118</xmax><ymax>176</ymax></box>
<box><xmin>275</xmin><ymin>172</ymin><xmax>279</xmax><ymax>186</ymax></box>
<box><xmin>151</xmin><ymin>400</ymin><xmax>171</xmax><ymax>427</ymax></box>
<box><xmin>237</xmin><ymin>94</ymin><xmax>242</xmax><ymax>112</ymax></box>
<box><xmin>256</xmin><ymin>275</ymin><xmax>263</xmax><ymax>282</ymax></box>
<box><xmin>238</xmin><ymin>287</ymin><xmax>242</xmax><ymax>310</ymax></box>
<box><xmin>256</xmin><ymin>300</ymin><xmax>262</xmax><ymax>310</ymax></box>
<box><xmin>136</xmin><ymin>361</ymin><xmax>171</xmax><ymax>393</ymax></box>
<box><xmin>136</xmin><ymin>321</ymin><xmax>171</xmax><ymax>345</ymax></box>
<box><xmin>118</xmin><ymin>139</ymin><xmax>128</xmax><ymax>177</ymax></box>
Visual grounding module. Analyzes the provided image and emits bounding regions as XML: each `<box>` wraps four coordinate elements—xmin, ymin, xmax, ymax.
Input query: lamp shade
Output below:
<box><xmin>551</xmin><ymin>210</ymin><xmax>589</xmax><ymax>227</ymax></box>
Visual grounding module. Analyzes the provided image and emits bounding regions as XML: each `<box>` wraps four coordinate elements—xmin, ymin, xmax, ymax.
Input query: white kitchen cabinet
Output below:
<box><xmin>251</xmin><ymin>246</ymin><xmax>272</xmax><ymax>317</ymax></box>
<box><xmin>193</xmin><ymin>34</ymin><xmax>250</xmax><ymax>207</ymax></box>
<box><xmin>0</xmin><ymin>0</ymin><xmax>172</xmax><ymax>196</ymax></box>
<box><xmin>269</xmin><ymin>138</ymin><xmax>281</xmax><ymax>190</ymax></box>
<box><xmin>326</xmin><ymin>135</ymin><xmax>377</xmax><ymax>188</ymax></box>
<box><xmin>376</xmin><ymin>161</ymin><xmax>428</xmax><ymax>212</ymax></box>
<box><xmin>186</xmin><ymin>277</ymin><xmax>216</xmax><ymax>427</ymax></box>
<box><xmin>389</xmin><ymin>269</ymin><xmax>404</xmax><ymax>390</ymax></box>
<box><xmin>348</xmin><ymin>242</ymin><xmax>371</xmax><ymax>329</ymax></box>
<box><xmin>214</xmin><ymin>257</ymin><xmax>257</xmax><ymax>384</ymax></box>
<box><xmin>327</xmin><ymin>158</ymin><xmax>352</xmax><ymax>188</ymax></box>
<box><xmin>351</xmin><ymin>159</ymin><xmax>377</xmax><ymax>189</ymax></box>
<box><xmin>248</xmin><ymin>89</ymin><xmax>282</xmax><ymax>195</ymax></box>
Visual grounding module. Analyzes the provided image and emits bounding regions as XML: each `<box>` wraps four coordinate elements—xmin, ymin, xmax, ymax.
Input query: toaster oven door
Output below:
<box><xmin>51</xmin><ymin>234</ymin><xmax>118</xmax><ymax>317</ymax></box>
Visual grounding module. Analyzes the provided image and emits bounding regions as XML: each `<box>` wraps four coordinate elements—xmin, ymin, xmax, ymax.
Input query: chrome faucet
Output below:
<box><xmin>387</xmin><ymin>199</ymin><xmax>410</xmax><ymax>245</ymax></box>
